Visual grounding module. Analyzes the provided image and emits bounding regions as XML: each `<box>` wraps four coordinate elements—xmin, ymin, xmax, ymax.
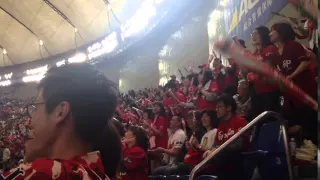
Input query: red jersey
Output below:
<box><xmin>1</xmin><ymin>151</ymin><xmax>109</xmax><ymax>179</ymax></box>
<box><xmin>163</xmin><ymin>91</ymin><xmax>187</xmax><ymax>117</ymax></box>
<box><xmin>150</xmin><ymin>115</ymin><xmax>168</xmax><ymax>148</ymax></box>
<box><xmin>277</xmin><ymin>40</ymin><xmax>317</xmax><ymax>107</ymax></box>
<box><xmin>195</xmin><ymin>80</ymin><xmax>219</xmax><ymax>110</ymax></box>
<box><xmin>163</xmin><ymin>92</ymin><xmax>187</xmax><ymax>109</ymax></box>
<box><xmin>215</xmin><ymin>115</ymin><xmax>248</xmax><ymax>150</ymax></box>
<box><xmin>223</xmin><ymin>66</ymin><xmax>238</xmax><ymax>90</ymax></box>
<box><xmin>249</xmin><ymin>45</ymin><xmax>279</xmax><ymax>94</ymax></box>
<box><xmin>120</xmin><ymin>146</ymin><xmax>148</xmax><ymax>180</ymax></box>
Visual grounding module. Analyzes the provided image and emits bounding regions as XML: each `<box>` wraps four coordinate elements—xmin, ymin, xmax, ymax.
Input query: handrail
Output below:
<box><xmin>189</xmin><ymin>111</ymin><xmax>293</xmax><ymax>180</ymax></box>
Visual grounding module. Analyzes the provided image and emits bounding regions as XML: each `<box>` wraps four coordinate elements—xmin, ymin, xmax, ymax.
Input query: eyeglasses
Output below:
<box><xmin>26</xmin><ymin>102</ymin><xmax>45</xmax><ymax>118</ymax></box>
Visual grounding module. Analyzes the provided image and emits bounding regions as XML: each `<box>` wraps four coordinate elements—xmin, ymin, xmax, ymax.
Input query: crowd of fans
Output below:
<box><xmin>0</xmin><ymin>19</ymin><xmax>318</xmax><ymax>180</ymax></box>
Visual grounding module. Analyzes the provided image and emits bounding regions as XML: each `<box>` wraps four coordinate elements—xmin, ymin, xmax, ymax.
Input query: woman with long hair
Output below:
<box><xmin>165</xmin><ymin>109</ymin><xmax>219</xmax><ymax>175</ymax></box>
<box><xmin>120</xmin><ymin>125</ymin><xmax>149</xmax><ymax>180</ymax></box>
<box><xmin>270</xmin><ymin>22</ymin><xmax>317</xmax><ymax>144</ymax></box>
<box><xmin>247</xmin><ymin>26</ymin><xmax>281</xmax><ymax>118</ymax></box>
<box><xmin>143</xmin><ymin>102</ymin><xmax>168</xmax><ymax>170</ymax></box>
<box><xmin>195</xmin><ymin>69</ymin><xmax>220</xmax><ymax>110</ymax></box>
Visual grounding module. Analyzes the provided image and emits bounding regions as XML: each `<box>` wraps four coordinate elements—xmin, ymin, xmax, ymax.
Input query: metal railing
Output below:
<box><xmin>189</xmin><ymin>111</ymin><xmax>293</xmax><ymax>180</ymax></box>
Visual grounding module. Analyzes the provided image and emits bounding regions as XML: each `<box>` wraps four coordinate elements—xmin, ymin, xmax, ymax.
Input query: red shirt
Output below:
<box><xmin>249</xmin><ymin>45</ymin><xmax>279</xmax><ymax>94</ymax></box>
<box><xmin>2</xmin><ymin>151</ymin><xmax>109</xmax><ymax>179</ymax></box>
<box><xmin>163</xmin><ymin>91</ymin><xmax>187</xmax><ymax>117</ymax></box>
<box><xmin>196</xmin><ymin>80</ymin><xmax>219</xmax><ymax>110</ymax></box>
<box><xmin>120</xmin><ymin>146</ymin><xmax>148</xmax><ymax>180</ymax></box>
<box><xmin>278</xmin><ymin>41</ymin><xmax>317</xmax><ymax>107</ymax></box>
<box><xmin>163</xmin><ymin>92</ymin><xmax>187</xmax><ymax>108</ymax></box>
<box><xmin>184</xmin><ymin>149</ymin><xmax>203</xmax><ymax>166</ymax></box>
<box><xmin>215</xmin><ymin>115</ymin><xmax>248</xmax><ymax>150</ymax></box>
<box><xmin>151</xmin><ymin>115</ymin><xmax>168</xmax><ymax>148</ymax></box>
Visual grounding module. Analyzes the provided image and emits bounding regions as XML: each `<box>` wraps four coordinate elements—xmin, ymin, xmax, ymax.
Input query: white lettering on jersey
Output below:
<box><xmin>282</xmin><ymin>60</ymin><xmax>291</xmax><ymax>69</ymax></box>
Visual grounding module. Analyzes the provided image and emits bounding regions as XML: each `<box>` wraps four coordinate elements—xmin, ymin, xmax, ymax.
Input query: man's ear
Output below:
<box><xmin>55</xmin><ymin>102</ymin><xmax>70</xmax><ymax>124</ymax></box>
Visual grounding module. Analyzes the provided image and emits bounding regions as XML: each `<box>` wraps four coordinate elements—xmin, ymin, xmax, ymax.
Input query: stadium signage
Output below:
<box><xmin>223</xmin><ymin>0</ymin><xmax>287</xmax><ymax>40</ymax></box>
<box><xmin>87</xmin><ymin>32</ymin><xmax>118</xmax><ymax>60</ymax></box>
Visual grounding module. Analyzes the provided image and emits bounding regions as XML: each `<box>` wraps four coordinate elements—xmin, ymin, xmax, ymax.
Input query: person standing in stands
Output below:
<box><xmin>119</xmin><ymin>125</ymin><xmax>148</xmax><ymax>180</ymax></box>
<box><xmin>195</xmin><ymin>69</ymin><xmax>219</xmax><ymax>110</ymax></box>
<box><xmin>247</xmin><ymin>26</ymin><xmax>281</xmax><ymax>118</ymax></box>
<box><xmin>152</xmin><ymin>115</ymin><xmax>186</xmax><ymax>176</ymax></box>
<box><xmin>203</xmin><ymin>94</ymin><xmax>248</xmax><ymax>180</ymax></box>
<box><xmin>143</xmin><ymin>102</ymin><xmax>168</xmax><ymax>170</ymax></box>
<box><xmin>1</xmin><ymin>143</ymin><xmax>11</xmax><ymax>171</ymax></box>
<box><xmin>1</xmin><ymin>63</ymin><xmax>121</xmax><ymax>179</ymax></box>
<box><xmin>270</xmin><ymin>22</ymin><xmax>317</xmax><ymax>144</ymax></box>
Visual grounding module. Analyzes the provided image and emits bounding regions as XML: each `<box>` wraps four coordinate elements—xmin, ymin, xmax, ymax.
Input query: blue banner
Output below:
<box><xmin>224</xmin><ymin>0</ymin><xmax>288</xmax><ymax>41</ymax></box>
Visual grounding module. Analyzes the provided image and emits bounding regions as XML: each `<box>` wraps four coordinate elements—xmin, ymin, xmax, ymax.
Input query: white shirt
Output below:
<box><xmin>200</xmin><ymin>129</ymin><xmax>217</xmax><ymax>149</ymax></box>
<box><xmin>164</xmin><ymin>129</ymin><xmax>186</xmax><ymax>165</ymax></box>
<box><xmin>3</xmin><ymin>148</ymin><xmax>10</xmax><ymax>161</ymax></box>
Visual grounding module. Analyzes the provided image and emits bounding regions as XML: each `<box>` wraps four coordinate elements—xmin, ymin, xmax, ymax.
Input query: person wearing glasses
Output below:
<box><xmin>1</xmin><ymin>63</ymin><xmax>121</xmax><ymax>179</ymax></box>
<box><xmin>202</xmin><ymin>94</ymin><xmax>248</xmax><ymax>180</ymax></box>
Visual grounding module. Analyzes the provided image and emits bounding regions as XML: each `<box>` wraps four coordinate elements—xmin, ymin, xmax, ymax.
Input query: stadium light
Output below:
<box><xmin>56</xmin><ymin>59</ymin><xmax>66</xmax><ymax>67</ymax></box>
<box><xmin>4</xmin><ymin>72</ymin><xmax>12</xmax><ymax>79</ymax></box>
<box><xmin>3</xmin><ymin>49</ymin><xmax>7</xmax><ymax>54</ymax></box>
<box><xmin>87</xmin><ymin>31</ymin><xmax>118</xmax><ymax>59</ymax></box>
<box><xmin>26</xmin><ymin>65</ymin><xmax>48</xmax><ymax>75</ymax></box>
<box><xmin>68</xmin><ymin>53</ymin><xmax>87</xmax><ymax>63</ymax></box>
<box><xmin>219</xmin><ymin>0</ymin><xmax>227</xmax><ymax>7</ymax></box>
<box><xmin>121</xmin><ymin>0</ymin><xmax>156</xmax><ymax>39</ymax></box>
<box><xmin>107</xmin><ymin>3</ymin><xmax>112</xmax><ymax>11</ymax></box>
<box><xmin>39</xmin><ymin>40</ymin><xmax>44</xmax><ymax>46</ymax></box>
<box><xmin>0</xmin><ymin>80</ymin><xmax>11</xmax><ymax>86</ymax></box>
<box><xmin>22</xmin><ymin>74</ymin><xmax>45</xmax><ymax>83</ymax></box>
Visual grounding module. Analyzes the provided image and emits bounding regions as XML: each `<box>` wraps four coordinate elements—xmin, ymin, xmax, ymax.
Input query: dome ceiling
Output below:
<box><xmin>0</xmin><ymin>0</ymin><xmax>136</xmax><ymax>67</ymax></box>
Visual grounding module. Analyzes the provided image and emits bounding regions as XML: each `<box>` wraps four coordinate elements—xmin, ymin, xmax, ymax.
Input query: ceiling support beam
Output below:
<box><xmin>43</xmin><ymin>0</ymin><xmax>75</xmax><ymax>27</ymax></box>
<box><xmin>0</xmin><ymin>6</ymin><xmax>51</xmax><ymax>56</ymax></box>
<box><xmin>43</xmin><ymin>0</ymin><xmax>84</xmax><ymax>47</ymax></box>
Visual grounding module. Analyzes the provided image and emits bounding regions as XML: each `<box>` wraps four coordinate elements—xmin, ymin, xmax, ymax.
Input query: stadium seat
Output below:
<box><xmin>243</xmin><ymin>119</ymin><xmax>290</xmax><ymax>180</ymax></box>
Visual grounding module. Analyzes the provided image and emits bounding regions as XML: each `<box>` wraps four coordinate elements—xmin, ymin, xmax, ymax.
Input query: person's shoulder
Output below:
<box><xmin>2</xmin><ymin>159</ymin><xmax>64</xmax><ymax>179</ymax></box>
<box><xmin>175</xmin><ymin>129</ymin><xmax>186</xmax><ymax>137</ymax></box>
<box><xmin>285</xmin><ymin>40</ymin><xmax>302</xmax><ymax>48</ymax></box>
<box><xmin>264</xmin><ymin>45</ymin><xmax>278</xmax><ymax>52</ymax></box>
<box><xmin>231</xmin><ymin>115</ymin><xmax>247</xmax><ymax>124</ymax></box>
<box><xmin>131</xmin><ymin>146</ymin><xmax>146</xmax><ymax>153</ymax></box>
<box><xmin>208</xmin><ymin>128</ymin><xmax>217</xmax><ymax>135</ymax></box>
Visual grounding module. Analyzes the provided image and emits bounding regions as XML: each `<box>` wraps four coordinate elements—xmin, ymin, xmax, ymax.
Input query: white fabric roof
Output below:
<box><xmin>0</xmin><ymin>0</ymin><xmax>128</xmax><ymax>67</ymax></box>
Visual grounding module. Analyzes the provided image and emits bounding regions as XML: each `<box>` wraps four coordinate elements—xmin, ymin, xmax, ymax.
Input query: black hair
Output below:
<box><xmin>186</xmin><ymin>73</ymin><xmax>199</xmax><ymax>86</ymax></box>
<box><xmin>127</xmin><ymin>125</ymin><xmax>149</xmax><ymax>152</ymax></box>
<box><xmin>201</xmin><ymin>109</ymin><xmax>220</xmax><ymax>129</ymax></box>
<box><xmin>216</xmin><ymin>94</ymin><xmax>237</xmax><ymax>114</ymax></box>
<box><xmin>143</xmin><ymin>108</ymin><xmax>153</xmax><ymax>120</ymax></box>
<box><xmin>152</xmin><ymin>101</ymin><xmax>166</xmax><ymax>117</ymax></box>
<box><xmin>38</xmin><ymin>63</ymin><xmax>121</xmax><ymax>178</ymax></box>
<box><xmin>111</xmin><ymin>118</ymin><xmax>125</xmax><ymax>138</ymax></box>
<box><xmin>187</xmin><ymin>110</ymin><xmax>202</xmax><ymax>127</ymax></box>
<box><xmin>165</xmin><ymin>79</ymin><xmax>177</xmax><ymax>89</ymax></box>
<box><xmin>255</xmin><ymin>26</ymin><xmax>273</xmax><ymax>48</ymax></box>
<box><xmin>271</xmin><ymin>22</ymin><xmax>296</xmax><ymax>42</ymax></box>
<box><xmin>202</xmin><ymin>69</ymin><xmax>213</xmax><ymax>85</ymax></box>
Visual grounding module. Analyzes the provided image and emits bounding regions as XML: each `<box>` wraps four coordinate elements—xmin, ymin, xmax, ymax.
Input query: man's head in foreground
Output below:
<box><xmin>25</xmin><ymin>63</ymin><xmax>121</xmax><ymax>177</ymax></box>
